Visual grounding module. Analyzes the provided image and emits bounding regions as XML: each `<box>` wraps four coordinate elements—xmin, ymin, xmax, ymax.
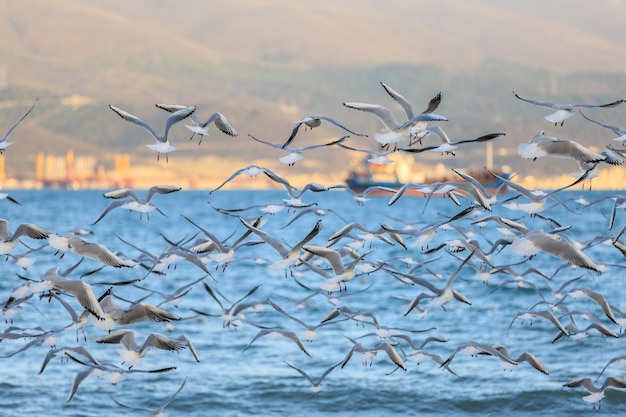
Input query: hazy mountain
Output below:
<box><xmin>1</xmin><ymin>0</ymin><xmax>625</xmax><ymax>187</ymax></box>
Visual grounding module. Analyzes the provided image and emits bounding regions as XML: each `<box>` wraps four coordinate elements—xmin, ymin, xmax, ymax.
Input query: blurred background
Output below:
<box><xmin>1</xmin><ymin>0</ymin><xmax>625</xmax><ymax>189</ymax></box>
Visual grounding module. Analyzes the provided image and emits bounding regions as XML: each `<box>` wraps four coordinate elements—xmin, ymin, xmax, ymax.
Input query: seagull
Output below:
<box><xmin>248</xmin><ymin>134</ymin><xmax>348</xmax><ymax>166</ymax></box>
<box><xmin>92</xmin><ymin>185</ymin><xmax>182</xmax><ymax>224</ymax></box>
<box><xmin>400</xmin><ymin>127</ymin><xmax>505</xmax><ymax>156</ymax></box>
<box><xmin>0</xmin><ymin>191</ymin><xmax>21</xmax><ymax>205</ymax></box>
<box><xmin>65</xmin><ymin>353</ymin><xmax>177</xmax><ymax>402</ymax></box>
<box><xmin>96</xmin><ymin>294</ymin><xmax>182</xmax><ymax>332</ymax></box>
<box><xmin>190</xmin><ymin>282</ymin><xmax>265</xmax><ymax>328</ymax></box>
<box><xmin>281</xmin><ymin>207</ymin><xmax>348</xmax><ymax>229</ymax></box>
<box><xmin>579</xmin><ymin>112</ymin><xmax>626</xmax><ymax>149</ymax></box>
<box><xmin>385</xmin><ymin>334</ymin><xmax>456</xmax><ymax>374</ymax></box>
<box><xmin>340</xmin><ymin>339</ymin><xmax>407</xmax><ymax>370</ymax></box>
<box><xmin>0</xmin><ymin>329</ymin><xmax>62</xmax><ymax>358</ymax></box>
<box><xmin>440</xmin><ymin>340</ymin><xmax>518</xmax><ymax>371</ymax></box>
<box><xmin>210</xmin><ymin>164</ymin><xmax>296</xmax><ymax>194</ymax></box>
<box><xmin>134</xmin><ymin>275</ymin><xmax>207</xmax><ymax>308</ymax></box>
<box><xmin>552</xmin><ymin>287</ymin><xmax>618</xmax><ymax>324</ymax></box>
<box><xmin>485</xmin><ymin>344</ymin><xmax>549</xmax><ymax>374</ymax></box>
<box><xmin>284</xmin><ymin>360</ymin><xmax>342</xmax><ymax>396</ymax></box>
<box><xmin>336</xmin><ymin>142</ymin><xmax>398</xmax><ymax>165</ymax></box>
<box><xmin>563</xmin><ymin>376</ymin><xmax>626</xmax><ymax>409</ymax></box>
<box><xmin>182</xmin><ymin>214</ymin><xmax>260</xmax><ymax>270</ymax></box>
<box><xmin>239</xmin><ymin>217</ymin><xmax>322</xmax><ymax>272</ymax></box>
<box><xmin>242</xmin><ymin>327</ymin><xmax>312</xmax><ymax>357</ymax></box>
<box><xmin>0</xmin><ymin>98</ymin><xmax>38</xmax><ymax>153</ymax></box>
<box><xmin>512</xmin><ymin>91</ymin><xmax>625</xmax><ymax>126</ymax></box>
<box><xmin>109</xmin><ymin>104</ymin><xmax>196</xmax><ymax>162</ymax></box>
<box><xmin>266</xmin><ymin>298</ymin><xmax>346</xmax><ymax>342</ymax></box>
<box><xmin>0</xmin><ymin>218</ymin><xmax>51</xmax><ymax>256</ymax></box>
<box><xmin>511</xmin><ymin>229</ymin><xmax>601</xmax><ymax>273</ymax></box>
<box><xmin>552</xmin><ymin>320</ymin><xmax>618</xmax><ymax>343</ymax></box>
<box><xmin>155</xmin><ymin>103</ymin><xmax>237</xmax><ymax>144</ymax></box>
<box><xmin>507</xmin><ymin>309</ymin><xmax>570</xmax><ymax>336</ymax></box>
<box><xmin>111</xmin><ymin>377</ymin><xmax>187</xmax><ymax>417</ymax></box>
<box><xmin>342</xmin><ymin>101</ymin><xmax>447</xmax><ymax>149</ymax></box>
<box><xmin>39</xmin><ymin>267</ymin><xmax>107</xmax><ymax>320</ymax></box>
<box><xmin>282</xmin><ymin>182</ymin><xmax>347</xmax><ymax>209</ymax></box>
<box><xmin>116</xmin><ymin>233</ymin><xmax>213</xmax><ymax>276</ymax></box>
<box><xmin>489</xmin><ymin>167</ymin><xmax>594</xmax><ymax>216</ymax></box>
<box><xmin>281</xmin><ymin>115</ymin><xmax>367</xmax><ymax>148</ymax></box>
<box><xmin>596</xmin><ymin>354</ymin><xmax>626</xmax><ymax>381</ymax></box>
<box><xmin>38</xmin><ymin>345</ymin><xmax>100</xmax><ymax>375</ymax></box>
<box><xmin>185</xmin><ymin>113</ymin><xmax>237</xmax><ymax>144</ymax></box>
<box><xmin>302</xmin><ymin>244</ymin><xmax>372</xmax><ymax>292</ymax></box>
<box><xmin>379</xmin><ymin>82</ymin><xmax>443</xmax><ymax>143</ymax></box>
<box><xmin>403</xmin><ymin>250</ymin><xmax>474</xmax><ymax>315</ymax></box>
<box><xmin>518</xmin><ymin>130</ymin><xmax>623</xmax><ymax>166</ymax></box>
<box><xmin>66</xmin><ymin>235</ymin><xmax>137</xmax><ymax>268</ymax></box>
<box><xmin>48</xmin><ymin>290</ymin><xmax>93</xmax><ymax>342</ymax></box>
<box><xmin>96</xmin><ymin>329</ymin><xmax>194</xmax><ymax>367</ymax></box>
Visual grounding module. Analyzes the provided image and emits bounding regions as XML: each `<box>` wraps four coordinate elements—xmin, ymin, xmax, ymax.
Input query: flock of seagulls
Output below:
<box><xmin>2</xmin><ymin>85</ymin><xmax>626</xmax><ymax>413</ymax></box>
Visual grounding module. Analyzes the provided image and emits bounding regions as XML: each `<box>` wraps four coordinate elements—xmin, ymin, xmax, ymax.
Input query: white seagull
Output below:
<box><xmin>65</xmin><ymin>353</ymin><xmax>176</xmax><ymax>402</ymax></box>
<box><xmin>401</xmin><ymin>126</ymin><xmax>505</xmax><ymax>156</ymax></box>
<box><xmin>0</xmin><ymin>191</ymin><xmax>21</xmax><ymax>206</ymax></box>
<box><xmin>111</xmin><ymin>377</ymin><xmax>187</xmax><ymax>417</ymax></box>
<box><xmin>580</xmin><ymin>111</ymin><xmax>626</xmax><ymax>146</ymax></box>
<box><xmin>518</xmin><ymin>130</ymin><xmax>623</xmax><ymax>166</ymax></box>
<box><xmin>210</xmin><ymin>164</ymin><xmax>296</xmax><ymax>194</ymax></box>
<box><xmin>380</xmin><ymin>82</ymin><xmax>443</xmax><ymax>143</ymax></box>
<box><xmin>563</xmin><ymin>376</ymin><xmax>626</xmax><ymax>409</ymax></box>
<box><xmin>156</xmin><ymin>103</ymin><xmax>237</xmax><ymax>144</ymax></box>
<box><xmin>513</xmin><ymin>91</ymin><xmax>625</xmax><ymax>126</ymax></box>
<box><xmin>66</xmin><ymin>235</ymin><xmax>137</xmax><ymax>268</ymax></box>
<box><xmin>511</xmin><ymin>229</ymin><xmax>601</xmax><ymax>273</ymax></box>
<box><xmin>284</xmin><ymin>360</ymin><xmax>341</xmax><ymax>395</ymax></box>
<box><xmin>0</xmin><ymin>98</ymin><xmax>38</xmax><ymax>153</ymax></box>
<box><xmin>248</xmin><ymin>134</ymin><xmax>348</xmax><ymax>166</ymax></box>
<box><xmin>343</xmin><ymin>101</ymin><xmax>447</xmax><ymax>149</ymax></box>
<box><xmin>109</xmin><ymin>104</ymin><xmax>196</xmax><ymax>162</ymax></box>
<box><xmin>281</xmin><ymin>115</ymin><xmax>368</xmax><ymax>148</ymax></box>
<box><xmin>93</xmin><ymin>185</ymin><xmax>181</xmax><ymax>224</ymax></box>
<box><xmin>0</xmin><ymin>218</ymin><xmax>51</xmax><ymax>256</ymax></box>
<box><xmin>97</xmin><ymin>329</ymin><xmax>196</xmax><ymax>367</ymax></box>
<box><xmin>239</xmin><ymin>217</ymin><xmax>322</xmax><ymax>272</ymax></box>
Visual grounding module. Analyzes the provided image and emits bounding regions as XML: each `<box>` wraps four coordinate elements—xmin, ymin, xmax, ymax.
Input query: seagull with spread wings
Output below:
<box><xmin>513</xmin><ymin>91</ymin><xmax>625</xmax><ymax>126</ymax></box>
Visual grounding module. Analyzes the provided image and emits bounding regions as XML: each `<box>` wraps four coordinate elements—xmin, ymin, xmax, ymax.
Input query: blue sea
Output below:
<box><xmin>1</xmin><ymin>187</ymin><xmax>625</xmax><ymax>416</ymax></box>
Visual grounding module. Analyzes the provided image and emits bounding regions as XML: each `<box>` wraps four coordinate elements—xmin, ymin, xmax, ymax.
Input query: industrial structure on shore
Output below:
<box><xmin>0</xmin><ymin>151</ymin><xmax>132</xmax><ymax>189</ymax></box>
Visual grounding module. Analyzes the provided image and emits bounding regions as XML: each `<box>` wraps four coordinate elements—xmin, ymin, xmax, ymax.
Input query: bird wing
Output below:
<box><xmin>422</xmin><ymin>92</ymin><xmax>443</xmax><ymax>114</ymax></box>
<box><xmin>302</xmin><ymin>245</ymin><xmax>345</xmax><ymax>275</ymax></box>
<box><xmin>142</xmin><ymin>333</ymin><xmax>185</xmax><ymax>352</ymax></box>
<box><xmin>109</xmin><ymin>105</ymin><xmax>159</xmax><ymax>140</ymax></box>
<box><xmin>580</xmin><ymin>111</ymin><xmax>626</xmax><ymax>135</ymax></box>
<box><xmin>118</xmin><ymin>304</ymin><xmax>181</xmax><ymax>325</ymax></box>
<box><xmin>451</xmin><ymin>132</ymin><xmax>505</xmax><ymax>146</ymax></box>
<box><xmin>512</xmin><ymin>92</ymin><xmax>557</xmax><ymax>109</ymax></box>
<box><xmin>203</xmin><ymin>112</ymin><xmax>238</xmax><ymax>136</ymax></box>
<box><xmin>163</xmin><ymin>106</ymin><xmax>196</xmax><ymax>141</ymax></box>
<box><xmin>145</xmin><ymin>185</ymin><xmax>182</xmax><ymax>202</ymax></box>
<box><xmin>248</xmin><ymin>134</ymin><xmax>284</xmax><ymax>149</ymax></box>
<box><xmin>380</xmin><ymin>82</ymin><xmax>415</xmax><ymax>118</ymax></box>
<box><xmin>1</xmin><ymin>98</ymin><xmax>38</xmax><ymax>143</ymax></box>
<box><xmin>12</xmin><ymin>223</ymin><xmax>51</xmax><ymax>241</ymax></box>
<box><xmin>343</xmin><ymin>102</ymin><xmax>400</xmax><ymax>131</ymax></box>
<box><xmin>92</xmin><ymin>200</ymin><xmax>129</xmax><ymax>225</ymax></box>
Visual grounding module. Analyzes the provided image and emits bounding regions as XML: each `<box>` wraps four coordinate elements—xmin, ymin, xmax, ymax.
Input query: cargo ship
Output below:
<box><xmin>344</xmin><ymin>152</ymin><xmax>509</xmax><ymax>195</ymax></box>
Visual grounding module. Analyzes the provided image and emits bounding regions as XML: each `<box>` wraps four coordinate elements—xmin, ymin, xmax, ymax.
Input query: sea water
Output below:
<box><xmin>0</xmin><ymin>188</ymin><xmax>625</xmax><ymax>416</ymax></box>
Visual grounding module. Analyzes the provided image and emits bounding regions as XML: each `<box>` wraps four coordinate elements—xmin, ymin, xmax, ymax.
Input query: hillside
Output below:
<box><xmin>1</xmin><ymin>1</ymin><xmax>626</xmax><ymax>189</ymax></box>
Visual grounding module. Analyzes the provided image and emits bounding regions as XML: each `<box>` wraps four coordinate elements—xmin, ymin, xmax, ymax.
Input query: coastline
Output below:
<box><xmin>2</xmin><ymin>155</ymin><xmax>626</xmax><ymax>192</ymax></box>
